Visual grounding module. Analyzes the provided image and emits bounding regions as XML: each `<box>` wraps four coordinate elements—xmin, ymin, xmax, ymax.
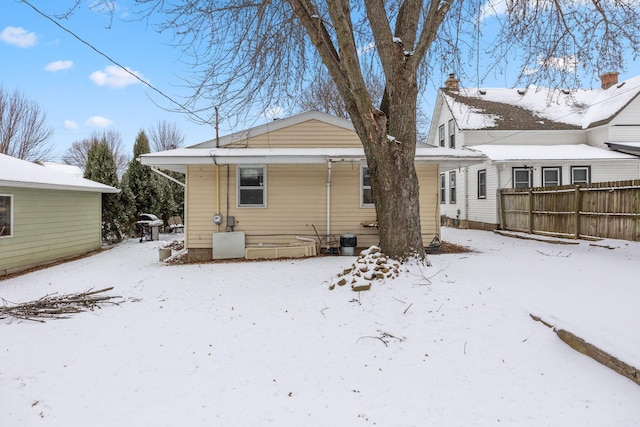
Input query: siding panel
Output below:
<box><xmin>239</xmin><ymin>120</ymin><xmax>362</xmax><ymax>149</ymax></box>
<box><xmin>0</xmin><ymin>187</ymin><xmax>102</xmax><ymax>273</ymax></box>
<box><xmin>187</xmin><ymin>162</ymin><xmax>440</xmax><ymax>253</ymax></box>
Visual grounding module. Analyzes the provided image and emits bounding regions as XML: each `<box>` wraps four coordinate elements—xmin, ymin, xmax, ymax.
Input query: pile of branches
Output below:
<box><xmin>0</xmin><ymin>287</ymin><xmax>122</xmax><ymax>323</ymax></box>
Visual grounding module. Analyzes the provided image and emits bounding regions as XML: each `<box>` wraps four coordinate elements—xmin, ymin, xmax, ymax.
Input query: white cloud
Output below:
<box><xmin>89</xmin><ymin>65</ymin><xmax>146</xmax><ymax>88</ymax></box>
<box><xmin>64</xmin><ymin>120</ymin><xmax>79</xmax><ymax>130</ymax></box>
<box><xmin>0</xmin><ymin>26</ymin><xmax>37</xmax><ymax>48</ymax></box>
<box><xmin>480</xmin><ymin>0</ymin><xmax>507</xmax><ymax>21</ymax></box>
<box><xmin>523</xmin><ymin>67</ymin><xmax>539</xmax><ymax>76</ymax></box>
<box><xmin>86</xmin><ymin>116</ymin><xmax>113</xmax><ymax>127</ymax></box>
<box><xmin>537</xmin><ymin>55</ymin><xmax>578</xmax><ymax>73</ymax></box>
<box><xmin>44</xmin><ymin>60</ymin><xmax>74</xmax><ymax>72</ymax></box>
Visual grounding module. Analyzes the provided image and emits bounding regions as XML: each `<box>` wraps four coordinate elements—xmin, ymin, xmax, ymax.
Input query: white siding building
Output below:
<box><xmin>427</xmin><ymin>73</ymin><xmax>640</xmax><ymax>229</ymax></box>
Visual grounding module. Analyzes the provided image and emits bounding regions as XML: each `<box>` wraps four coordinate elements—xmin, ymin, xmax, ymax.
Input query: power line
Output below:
<box><xmin>20</xmin><ymin>0</ymin><xmax>213</xmax><ymax>126</ymax></box>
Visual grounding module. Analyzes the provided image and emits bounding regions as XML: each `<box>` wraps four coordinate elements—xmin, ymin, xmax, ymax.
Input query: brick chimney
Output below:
<box><xmin>444</xmin><ymin>73</ymin><xmax>459</xmax><ymax>90</ymax></box>
<box><xmin>600</xmin><ymin>72</ymin><xmax>619</xmax><ymax>90</ymax></box>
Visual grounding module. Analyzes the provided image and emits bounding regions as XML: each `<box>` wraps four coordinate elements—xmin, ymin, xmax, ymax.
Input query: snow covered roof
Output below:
<box><xmin>442</xmin><ymin>75</ymin><xmax>640</xmax><ymax>131</ymax></box>
<box><xmin>0</xmin><ymin>153</ymin><xmax>119</xmax><ymax>193</ymax></box>
<box><xmin>140</xmin><ymin>145</ymin><xmax>486</xmax><ymax>174</ymax></box>
<box><xmin>42</xmin><ymin>162</ymin><xmax>84</xmax><ymax>177</ymax></box>
<box><xmin>468</xmin><ymin>144</ymin><xmax>639</xmax><ymax>162</ymax></box>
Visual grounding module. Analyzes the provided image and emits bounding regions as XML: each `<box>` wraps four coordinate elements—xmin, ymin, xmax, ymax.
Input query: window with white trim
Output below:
<box><xmin>237</xmin><ymin>166</ymin><xmax>266</xmax><ymax>207</ymax></box>
<box><xmin>438</xmin><ymin>124</ymin><xmax>445</xmax><ymax>147</ymax></box>
<box><xmin>448</xmin><ymin>119</ymin><xmax>455</xmax><ymax>148</ymax></box>
<box><xmin>477</xmin><ymin>169</ymin><xmax>486</xmax><ymax>199</ymax></box>
<box><xmin>361</xmin><ymin>166</ymin><xmax>374</xmax><ymax>207</ymax></box>
<box><xmin>512</xmin><ymin>167</ymin><xmax>532</xmax><ymax>188</ymax></box>
<box><xmin>542</xmin><ymin>167</ymin><xmax>561</xmax><ymax>187</ymax></box>
<box><xmin>571</xmin><ymin>166</ymin><xmax>590</xmax><ymax>185</ymax></box>
<box><xmin>440</xmin><ymin>173</ymin><xmax>446</xmax><ymax>203</ymax></box>
<box><xmin>449</xmin><ymin>171</ymin><xmax>457</xmax><ymax>204</ymax></box>
<box><xmin>0</xmin><ymin>194</ymin><xmax>12</xmax><ymax>238</ymax></box>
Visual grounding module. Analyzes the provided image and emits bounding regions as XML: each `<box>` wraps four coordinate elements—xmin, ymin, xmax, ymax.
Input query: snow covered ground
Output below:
<box><xmin>1</xmin><ymin>227</ymin><xmax>639</xmax><ymax>426</ymax></box>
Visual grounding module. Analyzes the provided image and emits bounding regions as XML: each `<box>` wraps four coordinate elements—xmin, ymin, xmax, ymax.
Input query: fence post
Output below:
<box><xmin>528</xmin><ymin>189</ymin><xmax>533</xmax><ymax>234</ymax></box>
<box><xmin>497</xmin><ymin>189</ymin><xmax>505</xmax><ymax>230</ymax></box>
<box><xmin>574</xmin><ymin>185</ymin><xmax>581</xmax><ymax>239</ymax></box>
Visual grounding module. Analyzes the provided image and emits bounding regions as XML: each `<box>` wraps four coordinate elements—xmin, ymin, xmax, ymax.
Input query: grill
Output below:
<box><xmin>136</xmin><ymin>213</ymin><xmax>164</xmax><ymax>242</ymax></box>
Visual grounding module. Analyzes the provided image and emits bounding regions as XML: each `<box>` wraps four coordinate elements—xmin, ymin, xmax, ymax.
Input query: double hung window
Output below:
<box><xmin>477</xmin><ymin>169</ymin><xmax>486</xmax><ymax>199</ymax></box>
<box><xmin>238</xmin><ymin>166</ymin><xmax>266</xmax><ymax>207</ymax></box>
<box><xmin>512</xmin><ymin>167</ymin><xmax>532</xmax><ymax>188</ymax></box>
<box><xmin>542</xmin><ymin>167</ymin><xmax>561</xmax><ymax>187</ymax></box>
<box><xmin>361</xmin><ymin>166</ymin><xmax>374</xmax><ymax>207</ymax></box>
<box><xmin>571</xmin><ymin>166</ymin><xmax>590</xmax><ymax>185</ymax></box>
<box><xmin>449</xmin><ymin>171</ymin><xmax>457</xmax><ymax>204</ymax></box>
<box><xmin>0</xmin><ymin>194</ymin><xmax>12</xmax><ymax>238</ymax></box>
<box><xmin>448</xmin><ymin>119</ymin><xmax>455</xmax><ymax>148</ymax></box>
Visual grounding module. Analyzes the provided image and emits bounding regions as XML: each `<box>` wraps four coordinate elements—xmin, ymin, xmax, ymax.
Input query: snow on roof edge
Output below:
<box><xmin>0</xmin><ymin>154</ymin><xmax>119</xmax><ymax>193</ymax></box>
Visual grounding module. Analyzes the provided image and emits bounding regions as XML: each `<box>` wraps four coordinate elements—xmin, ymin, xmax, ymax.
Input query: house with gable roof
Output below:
<box><xmin>0</xmin><ymin>153</ymin><xmax>119</xmax><ymax>276</ymax></box>
<box><xmin>427</xmin><ymin>73</ymin><xmax>640</xmax><ymax>229</ymax></box>
<box><xmin>140</xmin><ymin>110</ymin><xmax>486</xmax><ymax>261</ymax></box>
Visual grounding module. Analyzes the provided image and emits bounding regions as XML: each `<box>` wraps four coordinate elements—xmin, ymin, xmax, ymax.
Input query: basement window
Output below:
<box><xmin>0</xmin><ymin>194</ymin><xmax>12</xmax><ymax>238</ymax></box>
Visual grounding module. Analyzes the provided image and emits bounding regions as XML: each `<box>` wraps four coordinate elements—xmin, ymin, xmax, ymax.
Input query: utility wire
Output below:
<box><xmin>20</xmin><ymin>0</ymin><xmax>213</xmax><ymax>126</ymax></box>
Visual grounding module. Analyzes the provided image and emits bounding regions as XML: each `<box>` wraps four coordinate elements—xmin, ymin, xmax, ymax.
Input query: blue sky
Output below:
<box><xmin>1</xmin><ymin>0</ymin><xmax>220</xmax><ymax>161</ymax></box>
<box><xmin>3</xmin><ymin>1</ymin><xmax>640</xmax><ymax>162</ymax></box>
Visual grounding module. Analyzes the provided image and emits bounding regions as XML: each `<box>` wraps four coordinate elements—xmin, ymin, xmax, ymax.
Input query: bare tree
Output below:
<box><xmin>62</xmin><ymin>129</ymin><xmax>129</xmax><ymax>176</ymax></box>
<box><xmin>0</xmin><ymin>85</ymin><xmax>54</xmax><ymax>162</ymax></box>
<box><xmin>65</xmin><ymin>0</ymin><xmax>640</xmax><ymax>258</ymax></box>
<box><xmin>148</xmin><ymin>120</ymin><xmax>185</xmax><ymax>152</ymax></box>
<box><xmin>298</xmin><ymin>71</ymin><xmax>385</xmax><ymax>120</ymax></box>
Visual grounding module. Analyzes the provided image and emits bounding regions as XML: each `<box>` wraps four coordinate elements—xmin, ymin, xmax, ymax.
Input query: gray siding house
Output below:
<box><xmin>0</xmin><ymin>153</ymin><xmax>119</xmax><ymax>276</ymax></box>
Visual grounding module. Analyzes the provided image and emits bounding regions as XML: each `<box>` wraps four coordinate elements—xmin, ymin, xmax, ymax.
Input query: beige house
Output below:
<box><xmin>141</xmin><ymin>111</ymin><xmax>485</xmax><ymax>261</ymax></box>
<box><xmin>0</xmin><ymin>153</ymin><xmax>119</xmax><ymax>276</ymax></box>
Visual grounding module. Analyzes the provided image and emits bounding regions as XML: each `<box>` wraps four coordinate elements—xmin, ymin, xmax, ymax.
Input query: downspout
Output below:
<box><xmin>216</xmin><ymin>166</ymin><xmax>220</xmax><ymax>232</ymax></box>
<box><xmin>496</xmin><ymin>164</ymin><xmax>502</xmax><ymax>229</ymax></box>
<box><xmin>215</xmin><ymin>106</ymin><xmax>221</xmax><ymax>232</ymax></box>
<box><xmin>326</xmin><ymin>160</ymin><xmax>332</xmax><ymax>250</ymax></box>
<box><xmin>464</xmin><ymin>166</ymin><xmax>469</xmax><ymax>224</ymax></box>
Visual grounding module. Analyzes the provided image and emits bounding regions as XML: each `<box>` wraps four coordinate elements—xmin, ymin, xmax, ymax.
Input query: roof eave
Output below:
<box><xmin>0</xmin><ymin>180</ymin><xmax>120</xmax><ymax>193</ymax></box>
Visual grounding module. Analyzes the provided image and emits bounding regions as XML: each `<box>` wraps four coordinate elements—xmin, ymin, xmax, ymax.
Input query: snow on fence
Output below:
<box><xmin>498</xmin><ymin>179</ymin><xmax>640</xmax><ymax>241</ymax></box>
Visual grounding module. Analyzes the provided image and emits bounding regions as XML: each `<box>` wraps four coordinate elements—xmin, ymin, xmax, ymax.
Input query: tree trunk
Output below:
<box><xmin>368</xmin><ymin>79</ymin><xmax>423</xmax><ymax>260</ymax></box>
<box><xmin>353</xmin><ymin>81</ymin><xmax>424</xmax><ymax>260</ymax></box>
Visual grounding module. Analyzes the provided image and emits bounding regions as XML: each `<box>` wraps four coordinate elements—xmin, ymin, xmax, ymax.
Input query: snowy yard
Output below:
<box><xmin>1</xmin><ymin>227</ymin><xmax>639</xmax><ymax>426</ymax></box>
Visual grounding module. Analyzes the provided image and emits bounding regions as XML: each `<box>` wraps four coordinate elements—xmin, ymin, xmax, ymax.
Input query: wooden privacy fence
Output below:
<box><xmin>498</xmin><ymin>180</ymin><xmax>640</xmax><ymax>241</ymax></box>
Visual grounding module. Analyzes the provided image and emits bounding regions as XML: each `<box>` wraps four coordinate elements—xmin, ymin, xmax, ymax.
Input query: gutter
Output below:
<box><xmin>326</xmin><ymin>160</ymin><xmax>332</xmax><ymax>250</ymax></box>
